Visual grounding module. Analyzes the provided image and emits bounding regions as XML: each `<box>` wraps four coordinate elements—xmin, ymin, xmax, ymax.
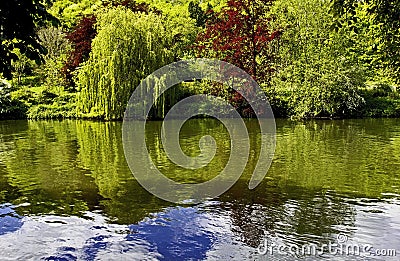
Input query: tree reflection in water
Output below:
<box><xmin>0</xmin><ymin>119</ymin><xmax>399</xmax><ymax>259</ymax></box>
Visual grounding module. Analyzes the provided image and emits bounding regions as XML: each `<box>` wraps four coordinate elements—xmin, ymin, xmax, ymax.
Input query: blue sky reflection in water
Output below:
<box><xmin>0</xmin><ymin>204</ymin><xmax>23</xmax><ymax>236</ymax></box>
<box><xmin>0</xmin><ymin>203</ymin><xmax>231</xmax><ymax>260</ymax></box>
<box><xmin>1</xmin><ymin>200</ymin><xmax>400</xmax><ymax>260</ymax></box>
<box><xmin>0</xmin><ymin>119</ymin><xmax>400</xmax><ymax>260</ymax></box>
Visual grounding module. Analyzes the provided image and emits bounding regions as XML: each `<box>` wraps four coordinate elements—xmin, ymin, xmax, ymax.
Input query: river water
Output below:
<box><xmin>0</xmin><ymin>119</ymin><xmax>399</xmax><ymax>260</ymax></box>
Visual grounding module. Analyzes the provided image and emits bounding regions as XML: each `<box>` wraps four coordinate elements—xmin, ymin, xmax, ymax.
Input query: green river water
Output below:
<box><xmin>0</xmin><ymin>118</ymin><xmax>399</xmax><ymax>260</ymax></box>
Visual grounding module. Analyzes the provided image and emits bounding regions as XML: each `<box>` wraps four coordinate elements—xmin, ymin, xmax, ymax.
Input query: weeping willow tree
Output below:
<box><xmin>76</xmin><ymin>7</ymin><xmax>176</xmax><ymax>120</ymax></box>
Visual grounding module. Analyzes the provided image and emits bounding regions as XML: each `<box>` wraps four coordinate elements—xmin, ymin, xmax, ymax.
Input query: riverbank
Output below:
<box><xmin>2</xmin><ymin>84</ymin><xmax>399</xmax><ymax>120</ymax></box>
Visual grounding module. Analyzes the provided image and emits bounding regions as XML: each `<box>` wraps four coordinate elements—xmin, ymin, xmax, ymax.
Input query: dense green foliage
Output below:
<box><xmin>48</xmin><ymin>0</ymin><xmax>102</xmax><ymax>28</ymax></box>
<box><xmin>269</xmin><ymin>0</ymin><xmax>366</xmax><ymax>118</ymax></box>
<box><xmin>331</xmin><ymin>0</ymin><xmax>400</xmax><ymax>84</ymax></box>
<box><xmin>0</xmin><ymin>79</ymin><xmax>27</xmax><ymax>119</ymax></box>
<box><xmin>188</xmin><ymin>1</ymin><xmax>212</xmax><ymax>27</ymax></box>
<box><xmin>1</xmin><ymin>0</ymin><xmax>399</xmax><ymax>120</ymax></box>
<box><xmin>0</xmin><ymin>0</ymin><xmax>55</xmax><ymax>79</ymax></box>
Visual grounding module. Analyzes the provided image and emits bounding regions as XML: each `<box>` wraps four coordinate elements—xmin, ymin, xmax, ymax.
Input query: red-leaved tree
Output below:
<box><xmin>194</xmin><ymin>0</ymin><xmax>280</xmax><ymax>116</ymax></box>
<box><xmin>195</xmin><ymin>0</ymin><xmax>280</xmax><ymax>81</ymax></box>
<box><xmin>63</xmin><ymin>15</ymin><xmax>97</xmax><ymax>86</ymax></box>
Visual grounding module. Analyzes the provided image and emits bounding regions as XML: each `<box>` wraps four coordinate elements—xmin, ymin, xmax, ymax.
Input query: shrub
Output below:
<box><xmin>0</xmin><ymin>79</ymin><xmax>27</xmax><ymax>119</ymax></box>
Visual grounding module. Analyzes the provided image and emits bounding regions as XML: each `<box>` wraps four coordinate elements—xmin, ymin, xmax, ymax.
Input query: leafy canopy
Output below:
<box><xmin>0</xmin><ymin>0</ymin><xmax>54</xmax><ymax>79</ymax></box>
<box><xmin>270</xmin><ymin>0</ymin><xmax>366</xmax><ymax>118</ymax></box>
<box><xmin>195</xmin><ymin>0</ymin><xmax>279</xmax><ymax>82</ymax></box>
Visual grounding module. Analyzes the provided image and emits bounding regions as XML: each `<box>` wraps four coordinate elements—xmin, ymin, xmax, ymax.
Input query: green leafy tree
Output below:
<box><xmin>270</xmin><ymin>0</ymin><xmax>366</xmax><ymax>118</ymax></box>
<box><xmin>11</xmin><ymin>49</ymin><xmax>35</xmax><ymax>86</ymax></box>
<box><xmin>0</xmin><ymin>0</ymin><xmax>54</xmax><ymax>79</ymax></box>
<box><xmin>48</xmin><ymin>0</ymin><xmax>102</xmax><ymax>28</ymax></box>
<box><xmin>331</xmin><ymin>0</ymin><xmax>400</xmax><ymax>84</ymax></box>
<box><xmin>188</xmin><ymin>1</ymin><xmax>212</xmax><ymax>27</ymax></box>
<box><xmin>37</xmin><ymin>26</ymin><xmax>72</xmax><ymax>92</ymax></box>
<box><xmin>143</xmin><ymin>0</ymin><xmax>199</xmax><ymax>59</ymax></box>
